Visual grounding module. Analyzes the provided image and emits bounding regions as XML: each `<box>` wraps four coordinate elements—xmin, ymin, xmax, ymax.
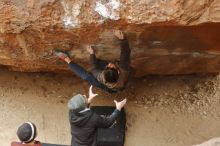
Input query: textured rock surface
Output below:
<box><xmin>194</xmin><ymin>137</ymin><xmax>220</xmax><ymax>146</ymax></box>
<box><xmin>0</xmin><ymin>0</ymin><xmax>220</xmax><ymax>76</ymax></box>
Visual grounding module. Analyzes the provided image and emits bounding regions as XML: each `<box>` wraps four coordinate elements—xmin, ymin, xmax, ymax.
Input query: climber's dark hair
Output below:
<box><xmin>103</xmin><ymin>68</ymin><xmax>119</xmax><ymax>83</ymax></box>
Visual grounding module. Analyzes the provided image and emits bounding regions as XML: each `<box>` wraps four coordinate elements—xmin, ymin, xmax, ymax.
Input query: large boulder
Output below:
<box><xmin>0</xmin><ymin>0</ymin><xmax>220</xmax><ymax>76</ymax></box>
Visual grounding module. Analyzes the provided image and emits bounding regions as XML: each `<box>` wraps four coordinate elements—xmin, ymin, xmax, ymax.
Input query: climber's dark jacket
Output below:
<box><xmin>68</xmin><ymin>36</ymin><xmax>131</xmax><ymax>93</ymax></box>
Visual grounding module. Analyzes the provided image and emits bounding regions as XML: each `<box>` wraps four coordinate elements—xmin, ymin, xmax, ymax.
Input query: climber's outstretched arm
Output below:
<box><xmin>119</xmin><ymin>37</ymin><xmax>131</xmax><ymax>70</ymax></box>
<box><xmin>114</xmin><ymin>30</ymin><xmax>131</xmax><ymax>70</ymax></box>
<box><xmin>87</xmin><ymin>45</ymin><xmax>108</xmax><ymax>70</ymax></box>
<box><xmin>68</xmin><ymin>61</ymin><xmax>117</xmax><ymax>93</ymax></box>
<box><xmin>54</xmin><ymin>49</ymin><xmax>116</xmax><ymax>93</ymax></box>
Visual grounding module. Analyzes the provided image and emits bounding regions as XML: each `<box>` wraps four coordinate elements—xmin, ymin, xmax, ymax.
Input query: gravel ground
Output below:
<box><xmin>1</xmin><ymin>68</ymin><xmax>220</xmax><ymax>146</ymax></box>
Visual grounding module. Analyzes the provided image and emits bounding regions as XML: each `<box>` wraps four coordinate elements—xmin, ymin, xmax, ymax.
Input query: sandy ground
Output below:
<box><xmin>1</xmin><ymin>68</ymin><xmax>220</xmax><ymax>146</ymax></box>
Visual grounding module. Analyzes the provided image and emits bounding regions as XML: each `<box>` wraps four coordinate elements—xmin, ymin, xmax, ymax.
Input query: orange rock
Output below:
<box><xmin>26</xmin><ymin>0</ymin><xmax>35</xmax><ymax>8</ymax></box>
<box><xmin>0</xmin><ymin>0</ymin><xmax>220</xmax><ymax>76</ymax></box>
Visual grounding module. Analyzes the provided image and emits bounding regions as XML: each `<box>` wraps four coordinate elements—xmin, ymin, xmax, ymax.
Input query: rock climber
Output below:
<box><xmin>68</xmin><ymin>85</ymin><xmax>127</xmax><ymax>146</ymax></box>
<box><xmin>54</xmin><ymin>30</ymin><xmax>132</xmax><ymax>93</ymax></box>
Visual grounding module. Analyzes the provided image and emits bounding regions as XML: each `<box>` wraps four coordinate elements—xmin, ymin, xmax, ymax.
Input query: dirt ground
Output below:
<box><xmin>1</xmin><ymin>68</ymin><xmax>220</xmax><ymax>146</ymax></box>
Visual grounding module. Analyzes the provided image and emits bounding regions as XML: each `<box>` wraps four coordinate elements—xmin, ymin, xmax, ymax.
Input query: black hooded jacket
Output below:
<box><xmin>69</xmin><ymin>108</ymin><xmax>120</xmax><ymax>146</ymax></box>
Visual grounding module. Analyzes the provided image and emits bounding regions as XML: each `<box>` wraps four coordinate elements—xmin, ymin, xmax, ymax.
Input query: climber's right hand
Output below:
<box><xmin>86</xmin><ymin>45</ymin><xmax>94</xmax><ymax>54</ymax></box>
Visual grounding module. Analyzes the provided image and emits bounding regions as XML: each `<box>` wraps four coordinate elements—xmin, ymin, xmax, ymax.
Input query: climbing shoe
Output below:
<box><xmin>53</xmin><ymin>49</ymin><xmax>69</xmax><ymax>60</ymax></box>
